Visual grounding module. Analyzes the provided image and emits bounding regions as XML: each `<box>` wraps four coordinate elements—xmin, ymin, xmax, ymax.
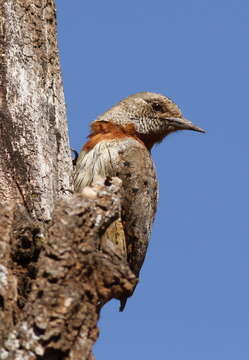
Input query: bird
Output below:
<box><xmin>73</xmin><ymin>92</ymin><xmax>205</xmax><ymax>311</ymax></box>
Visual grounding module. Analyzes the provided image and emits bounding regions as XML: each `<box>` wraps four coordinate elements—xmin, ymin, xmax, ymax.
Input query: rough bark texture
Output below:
<box><xmin>0</xmin><ymin>185</ymin><xmax>136</xmax><ymax>360</ymax></box>
<box><xmin>0</xmin><ymin>0</ymin><xmax>72</xmax><ymax>221</ymax></box>
<box><xmin>0</xmin><ymin>1</ymin><xmax>136</xmax><ymax>359</ymax></box>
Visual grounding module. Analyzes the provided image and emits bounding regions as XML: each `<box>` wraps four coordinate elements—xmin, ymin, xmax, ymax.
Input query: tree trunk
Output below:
<box><xmin>0</xmin><ymin>1</ymin><xmax>136</xmax><ymax>359</ymax></box>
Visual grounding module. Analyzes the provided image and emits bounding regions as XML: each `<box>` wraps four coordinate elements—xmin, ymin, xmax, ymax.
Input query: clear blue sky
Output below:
<box><xmin>56</xmin><ymin>1</ymin><xmax>248</xmax><ymax>359</ymax></box>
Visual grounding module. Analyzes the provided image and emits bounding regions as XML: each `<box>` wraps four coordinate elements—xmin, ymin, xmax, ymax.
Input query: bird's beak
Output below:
<box><xmin>163</xmin><ymin>117</ymin><xmax>206</xmax><ymax>133</ymax></box>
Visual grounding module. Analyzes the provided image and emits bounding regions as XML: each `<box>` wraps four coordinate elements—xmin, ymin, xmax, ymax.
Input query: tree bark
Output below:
<box><xmin>0</xmin><ymin>0</ymin><xmax>72</xmax><ymax>221</ymax></box>
<box><xmin>0</xmin><ymin>1</ymin><xmax>136</xmax><ymax>359</ymax></box>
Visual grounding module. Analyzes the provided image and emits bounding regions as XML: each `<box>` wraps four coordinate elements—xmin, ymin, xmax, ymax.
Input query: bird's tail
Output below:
<box><xmin>119</xmin><ymin>298</ymin><xmax>128</xmax><ymax>312</ymax></box>
<box><xmin>119</xmin><ymin>277</ymin><xmax>139</xmax><ymax>311</ymax></box>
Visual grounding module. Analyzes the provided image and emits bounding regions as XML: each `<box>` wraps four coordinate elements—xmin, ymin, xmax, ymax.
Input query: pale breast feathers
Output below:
<box><xmin>74</xmin><ymin>140</ymin><xmax>118</xmax><ymax>190</ymax></box>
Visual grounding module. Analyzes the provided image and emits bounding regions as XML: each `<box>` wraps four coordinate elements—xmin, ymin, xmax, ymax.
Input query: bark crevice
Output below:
<box><xmin>0</xmin><ymin>182</ymin><xmax>137</xmax><ymax>359</ymax></box>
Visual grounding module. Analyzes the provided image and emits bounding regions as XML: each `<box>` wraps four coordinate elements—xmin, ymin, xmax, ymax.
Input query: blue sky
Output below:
<box><xmin>56</xmin><ymin>1</ymin><xmax>248</xmax><ymax>359</ymax></box>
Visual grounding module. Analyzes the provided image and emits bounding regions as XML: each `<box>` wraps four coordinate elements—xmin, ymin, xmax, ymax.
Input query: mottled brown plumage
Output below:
<box><xmin>74</xmin><ymin>92</ymin><xmax>205</xmax><ymax>311</ymax></box>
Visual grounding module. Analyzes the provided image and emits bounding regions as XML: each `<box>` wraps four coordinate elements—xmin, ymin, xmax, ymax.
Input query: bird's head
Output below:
<box><xmin>95</xmin><ymin>92</ymin><xmax>205</xmax><ymax>150</ymax></box>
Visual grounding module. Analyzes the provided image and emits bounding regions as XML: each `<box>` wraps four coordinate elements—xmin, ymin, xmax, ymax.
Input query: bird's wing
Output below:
<box><xmin>113</xmin><ymin>138</ymin><xmax>158</xmax><ymax>277</ymax></box>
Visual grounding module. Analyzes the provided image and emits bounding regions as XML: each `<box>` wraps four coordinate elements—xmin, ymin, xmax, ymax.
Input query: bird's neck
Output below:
<box><xmin>83</xmin><ymin>121</ymin><xmax>165</xmax><ymax>152</ymax></box>
<box><xmin>83</xmin><ymin>121</ymin><xmax>143</xmax><ymax>152</ymax></box>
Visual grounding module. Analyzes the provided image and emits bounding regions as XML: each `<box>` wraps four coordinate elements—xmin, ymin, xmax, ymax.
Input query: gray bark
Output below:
<box><xmin>0</xmin><ymin>1</ymin><xmax>136</xmax><ymax>359</ymax></box>
<box><xmin>0</xmin><ymin>0</ymin><xmax>72</xmax><ymax>221</ymax></box>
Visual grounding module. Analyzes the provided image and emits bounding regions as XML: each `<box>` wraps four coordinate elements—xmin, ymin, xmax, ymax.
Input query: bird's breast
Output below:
<box><xmin>74</xmin><ymin>136</ymin><xmax>158</xmax><ymax>276</ymax></box>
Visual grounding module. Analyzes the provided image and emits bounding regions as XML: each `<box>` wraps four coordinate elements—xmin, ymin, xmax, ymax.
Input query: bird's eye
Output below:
<box><xmin>151</xmin><ymin>102</ymin><xmax>163</xmax><ymax>112</ymax></box>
